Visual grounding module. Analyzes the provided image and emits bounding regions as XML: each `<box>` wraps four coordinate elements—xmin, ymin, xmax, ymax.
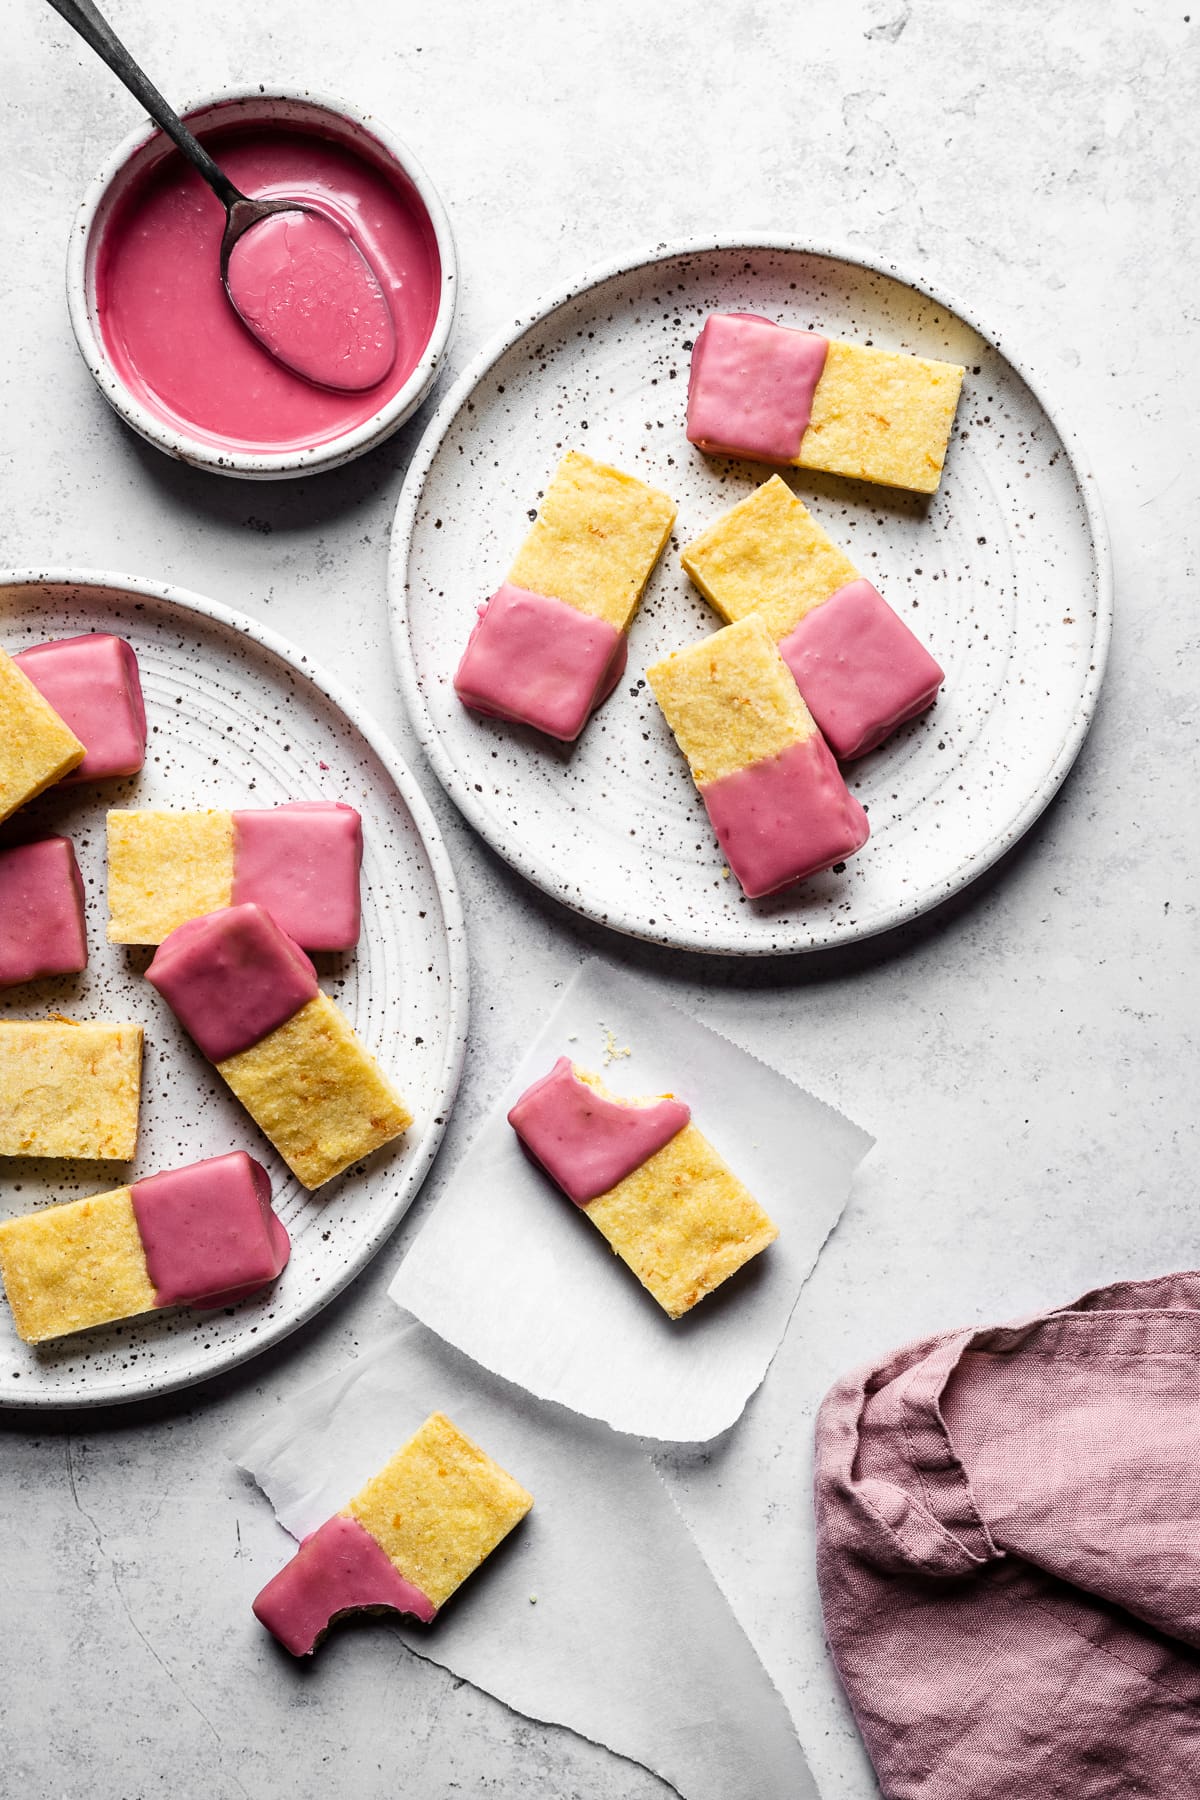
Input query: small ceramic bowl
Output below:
<box><xmin>66</xmin><ymin>88</ymin><xmax>457</xmax><ymax>481</ymax></box>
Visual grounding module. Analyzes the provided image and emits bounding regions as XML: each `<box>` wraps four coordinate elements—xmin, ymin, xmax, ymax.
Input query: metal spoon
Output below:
<box><xmin>47</xmin><ymin>0</ymin><xmax>396</xmax><ymax>392</ymax></box>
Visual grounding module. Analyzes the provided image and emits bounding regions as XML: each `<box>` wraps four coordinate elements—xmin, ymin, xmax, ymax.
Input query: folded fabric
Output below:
<box><xmin>814</xmin><ymin>1274</ymin><xmax>1200</xmax><ymax>1800</ymax></box>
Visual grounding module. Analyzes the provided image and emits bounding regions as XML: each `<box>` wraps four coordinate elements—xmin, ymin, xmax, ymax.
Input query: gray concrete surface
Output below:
<box><xmin>1</xmin><ymin>2</ymin><xmax>1197</xmax><ymax>1795</ymax></box>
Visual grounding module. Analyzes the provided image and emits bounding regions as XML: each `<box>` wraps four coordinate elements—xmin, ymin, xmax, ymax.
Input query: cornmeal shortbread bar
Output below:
<box><xmin>107</xmin><ymin>801</ymin><xmax>362</xmax><ymax>949</ymax></box>
<box><xmin>253</xmin><ymin>1413</ymin><xmax>533</xmax><ymax>1654</ymax></box>
<box><xmin>687</xmin><ymin>312</ymin><xmax>964</xmax><ymax>494</ymax></box>
<box><xmin>454</xmin><ymin>450</ymin><xmax>676</xmax><ymax>740</ymax></box>
<box><xmin>0</xmin><ymin>838</ymin><xmax>88</xmax><ymax>987</ymax></box>
<box><xmin>0</xmin><ymin>1019</ymin><xmax>142</xmax><ymax>1158</ymax></box>
<box><xmin>647</xmin><ymin>614</ymin><xmax>869</xmax><ymax>897</ymax></box>
<box><xmin>0</xmin><ymin>647</ymin><xmax>85</xmax><ymax>823</ymax></box>
<box><xmin>509</xmin><ymin>1056</ymin><xmax>778</xmax><ymax>1317</ymax></box>
<box><xmin>682</xmin><ymin>476</ymin><xmax>944</xmax><ymax>759</ymax></box>
<box><xmin>146</xmin><ymin>903</ymin><xmax>410</xmax><ymax>1188</ymax></box>
<box><xmin>0</xmin><ymin>1150</ymin><xmax>288</xmax><ymax>1343</ymax></box>
<box><xmin>14</xmin><ymin>634</ymin><xmax>146</xmax><ymax>784</ymax></box>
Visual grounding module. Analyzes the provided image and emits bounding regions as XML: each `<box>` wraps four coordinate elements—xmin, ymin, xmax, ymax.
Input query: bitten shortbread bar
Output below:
<box><xmin>0</xmin><ymin>647</ymin><xmax>85</xmax><ymax>823</ymax></box>
<box><xmin>454</xmin><ymin>450</ymin><xmax>677</xmax><ymax>740</ymax></box>
<box><xmin>508</xmin><ymin>1056</ymin><xmax>778</xmax><ymax>1317</ymax></box>
<box><xmin>681</xmin><ymin>476</ymin><xmax>944</xmax><ymax>760</ymax></box>
<box><xmin>647</xmin><ymin>614</ymin><xmax>869</xmax><ymax>898</ymax></box>
<box><xmin>145</xmin><ymin>903</ymin><xmax>410</xmax><ymax>1188</ymax></box>
<box><xmin>0</xmin><ymin>838</ymin><xmax>88</xmax><ymax>987</ymax></box>
<box><xmin>0</xmin><ymin>1150</ymin><xmax>289</xmax><ymax>1343</ymax></box>
<box><xmin>253</xmin><ymin>1412</ymin><xmax>534</xmax><ymax>1655</ymax></box>
<box><xmin>687</xmin><ymin>312</ymin><xmax>965</xmax><ymax>494</ymax></box>
<box><xmin>0</xmin><ymin>1019</ymin><xmax>142</xmax><ymax>1158</ymax></box>
<box><xmin>107</xmin><ymin>802</ymin><xmax>363</xmax><ymax>949</ymax></box>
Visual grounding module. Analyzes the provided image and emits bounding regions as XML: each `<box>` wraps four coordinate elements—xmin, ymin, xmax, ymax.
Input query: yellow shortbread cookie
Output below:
<box><xmin>646</xmin><ymin>613</ymin><xmax>816</xmax><ymax>786</ymax></box>
<box><xmin>0</xmin><ymin>1186</ymin><xmax>155</xmax><ymax>1343</ymax></box>
<box><xmin>586</xmin><ymin>1121</ymin><xmax>778</xmax><ymax>1318</ymax></box>
<box><xmin>798</xmin><ymin>341</ymin><xmax>965</xmax><ymax>494</ymax></box>
<box><xmin>347</xmin><ymin>1412</ymin><xmax>533</xmax><ymax>1608</ymax></box>
<box><xmin>0</xmin><ymin>647</ymin><xmax>86</xmax><ymax>823</ymax></box>
<box><xmin>681</xmin><ymin>475</ymin><xmax>860</xmax><ymax>639</ymax></box>
<box><xmin>106</xmin><ymin>810</ymin><xmax>236</xmax><ymax>944</ymax></box>
<box><xmin>0</xmin><ymin>1020</ymin><xmax>143</xmax><ymax>1159</ymax></box>
<box><xmin>217</xmin><ymin>991</ymin><xmax>411</xmax><ymax>1189</ymax></box>
<box><xmin>507</xmin><ymin>449</ymin><xmax>676</xmax><ymax>630</ymax></box>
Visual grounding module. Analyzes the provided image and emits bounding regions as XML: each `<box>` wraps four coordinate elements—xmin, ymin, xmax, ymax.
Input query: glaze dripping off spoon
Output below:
<box><xmin>47</xmin><ymin>0</ymin><xmax>397</xmax><ymax>392</ymax></box>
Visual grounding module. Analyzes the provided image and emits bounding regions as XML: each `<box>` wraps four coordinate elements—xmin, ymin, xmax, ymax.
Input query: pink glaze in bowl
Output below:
<box><xmin>67</xmin><ymin>89</ymin><xmax>457</xmax><ymax>480</ymax></box>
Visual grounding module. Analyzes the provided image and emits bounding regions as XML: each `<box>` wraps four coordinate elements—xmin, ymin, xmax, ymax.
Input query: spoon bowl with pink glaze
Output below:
<box><xmin>48</xmin><ymin>0</ymin><xmax>396</xmax><ymax>392</ymax></box>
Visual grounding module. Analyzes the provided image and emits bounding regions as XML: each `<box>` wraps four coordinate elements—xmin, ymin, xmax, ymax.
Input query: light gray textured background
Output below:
<box><xmin>1</xmin><ymin>2</ymin><xmax>1196</xmax><ymax>1796</ymax></box>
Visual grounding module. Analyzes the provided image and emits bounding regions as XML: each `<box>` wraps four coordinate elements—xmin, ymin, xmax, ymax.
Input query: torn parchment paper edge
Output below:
<box><xmin>389</xmin><ymin>959</ymin><xmax>874</xmax><ymax>1442</ymax></box>
<box><xmin>231</xmin><ymin>1318</ymin><xmax>820</xmax><ymax>1800</ymax></box>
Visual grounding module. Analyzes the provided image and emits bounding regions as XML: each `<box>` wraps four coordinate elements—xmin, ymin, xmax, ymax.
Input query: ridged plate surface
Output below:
<box><xmin>0</xmin><ymin>573</ymin><xmax>468</xmax><ymax>1407</ymax></box>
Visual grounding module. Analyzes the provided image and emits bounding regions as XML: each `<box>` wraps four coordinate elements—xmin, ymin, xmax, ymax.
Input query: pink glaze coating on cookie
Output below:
<box><xmin>778</xmin><ymin>579</ymin><xmax>945</xmax><ymax>762</ymax></box>
<box><xmin>0</xmin><ymin>837</ymin><xmax>88</xmax><ymax>986</ymax></box>
<box><xmin>701</xmin><ymin>735</ymin><xmax>870</xmax><ymax>898</ymax></box>
<box><xmin>146</xmin><ymin>903</ymin><xmax>318</xmax><ymax>1063</ymax></box>
<box><xmin>130</xmin><ymin>1149</ymin><xmax>289</xmax><ymax>1309</ymax></box>
<box><xmin>231</xmin><ymin>802</ymin><xmax>363</xmax><ymax>951</ymax></box>
<box><xmin>253</xmin><ymin>1513</ymin><xmax>436</xmax><ymax>1655</ymax></box>
<box><xmin>224</xmin><ymin>207</ymin><xmax>397</xmax><ymax>393</ymax></box>
<box><xmin>686</xmin><ymin>313</ymin><xmax>828</xmax><ymax>462</ymax></box>
<box><xmin>14</xmin><ymin>635</ymin><xmax>146</xmax><ymax>784</ymax></box>
<box><xmin>454</xmin><ymin>584</ymin><xmax>626</xmax><ymax>742</ymax></box>
<box><xmin>508</xmin><ymin>1056</ymin><xmax>691</xmax><ymax>1205</ymax></box>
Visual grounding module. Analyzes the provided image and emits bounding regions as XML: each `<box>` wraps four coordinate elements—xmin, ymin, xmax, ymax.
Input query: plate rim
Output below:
<box><xmin>0</xmin><ymin>566</ymin><xmax>470</xmax><ymax>1410</ymax></box>
<box><xmin>387</xmin><ymin>233</ymin><xmax>1114</xmax><ymax>956</ymax></box>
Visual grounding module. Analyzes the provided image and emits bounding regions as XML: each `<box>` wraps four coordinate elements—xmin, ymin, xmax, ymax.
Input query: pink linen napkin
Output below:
<box><xmin>814</xmin><ymin>1274</ymin><xmax>1200</xmax><ymax>1798</ymax></box>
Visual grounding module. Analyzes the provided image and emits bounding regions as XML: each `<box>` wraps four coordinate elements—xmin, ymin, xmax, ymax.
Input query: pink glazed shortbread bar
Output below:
<box><xmin>509</xmin><ymin>1057</ymin><xmax>778</xmax><ymax>1317</ymax></box>
<box><xmin>253</xmin><ymin>1413</ymin><xmax>533</xmax><ymax>1655</ymax></box>
<box><xmin>681</xmin><ymin>477</ymin><xmax>944</xmax><ymax>759</ymax></box>
<box><xmin>107</xmin><ymin>802</ymin><xmax>362</xmax><ymax>949</ymax></box>
<box><xmin>14</xmin><ymin>634</ymin><xmax>146</xmax><ymax>784</ymax></box>
<box><xmin>0</xmin><ymin>648</ymin><xmax>85</xmax><ymax>822</ymax></box>
<box><xmin>0</xmin><ymin>838</ymin><xmax>88</xmax><ymax>986</ymax></box>
<box><xmin>647</xmin><ymin>614</ymin><xmax>869</xmax><ymax>898</ymax></box>
<box><xmin>0</xmin><ymin>1150</ymin><xmax>289</xmax><ymax>1342</ymax></box>
<box><xmin>687</xmin><ymin>312</ymin><xmax>964</xmax><ymax>494</ymax></box>
<box><xmin>145</xmin><ymin>904</ymin><xmax>410</xmax><ymax>1188</ymax></box>
<box><xmin>454</xmin><ymin>450</ymin><xmax>676</xmax><ymax>740</ymax></box>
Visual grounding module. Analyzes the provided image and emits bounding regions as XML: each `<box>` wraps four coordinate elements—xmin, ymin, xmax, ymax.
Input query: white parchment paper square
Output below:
<box><xmin>233</xmin><ymin>1320</ymin><xmax>818</xmax><ymax>1800</ymax></box>
<box><xmin>389</xmin><ymin>962</ymin><xmax>872</xmax><ymax>1440</ymax></box>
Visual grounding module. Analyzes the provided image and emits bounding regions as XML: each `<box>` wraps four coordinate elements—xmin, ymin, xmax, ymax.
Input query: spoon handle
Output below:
<box><xmin>45</xmin><ymin>0</ymin><xmax>242</xmax><ymax>208</ymax></box>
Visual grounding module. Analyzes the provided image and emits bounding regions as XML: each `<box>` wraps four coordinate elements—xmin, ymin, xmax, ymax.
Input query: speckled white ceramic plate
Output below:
<box><xmin>389</xmin><ymin>239</ymin><xmax>1111</xmax><ymax>954</ymax></box>
<box><xmin>0</xmin><ymin>572</ymin><xmax>468</xmax><ymax>1408</ymax></box>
